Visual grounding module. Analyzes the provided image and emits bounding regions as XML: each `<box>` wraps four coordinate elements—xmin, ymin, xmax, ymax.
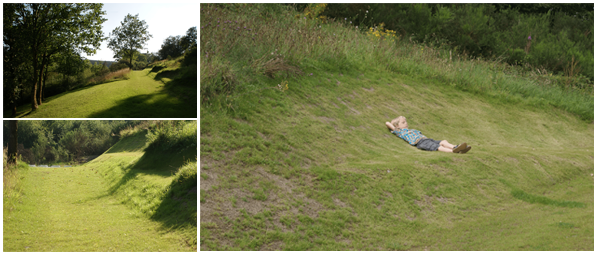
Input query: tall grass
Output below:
<box><xmin>146</xmin><ymin>120</ymin><xmax>197</xmax><ymax>152</ymax></box>
<box><xmin>200</xmin><ymin>3</ymin><xmax>593</xmax><ymax>121</ymax></box>
<box><xmin>3</xmin><ymin>148</ymin><xmax>30</xmax><ymax>211</ymax></box>
<box><xmin>87</xmin><ymin>68</ymin><xmax>131</xmax><ymax>86</ymax></box>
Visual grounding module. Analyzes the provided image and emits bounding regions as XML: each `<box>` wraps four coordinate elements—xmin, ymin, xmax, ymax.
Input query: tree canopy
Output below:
<box><xmin>3</xmin><ymin>3</ymin><xmax>106</xmax><ymax>112</ymax></box>
<box><xmin>158</xmin><ymin>26</ymin><xmax>197</xmax><ymax>60</ymax></box>
<box><xmin>107</xmin><ymin>13</ymin><xmax>152</xmax><ymax>68</ymax></box>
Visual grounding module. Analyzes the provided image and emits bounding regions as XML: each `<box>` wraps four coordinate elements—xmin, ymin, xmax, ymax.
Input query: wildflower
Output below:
<box><xmin>366</xmin><ymin>10</ymin><xmax>368</xmax><ymax>13</ymax></box>
<box><xmin>528</xmin><ymin>35</ymin><xmax>532</xmax><ymax>40</ymax></box>
<box><xmin>350</xmin><ymin>21</ymin><xmax>352</xmax><ymax>24</ymax></box>
<box><xmin>345</xmin><ymin>18</ymin><xmax>347</xmax><ymax>20</ymax></box>
<box><xmin>310</xmin><ymin>73</ymin><xmax>313</xmax><ymax>76</ymax></box>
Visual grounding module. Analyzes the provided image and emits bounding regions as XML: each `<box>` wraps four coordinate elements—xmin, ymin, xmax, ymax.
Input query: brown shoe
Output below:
<box><xmin>452</xmin><ymin>143</ymin><xmax>467</xmax><ymax>153</ymax></box>
<box><xmin>458</xmin><ymin>146</ymin><xmax>472</xmax><ymax>154</ymax></box>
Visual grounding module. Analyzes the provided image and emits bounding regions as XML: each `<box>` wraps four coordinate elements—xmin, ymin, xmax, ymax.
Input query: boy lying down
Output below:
<box><xmin>385</xmin><ymin>116</ymin><xmax>471</xmax><ymax>154</ymax></box>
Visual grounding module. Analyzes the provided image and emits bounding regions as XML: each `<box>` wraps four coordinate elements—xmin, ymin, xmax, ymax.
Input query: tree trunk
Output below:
<box><xmin>7</xmin><ymin>120</ymin><xmax>18</xmax><ymax>165</ymax></box>
<box><xmin>31</xmin><ymin>54</ymin><xmax>39</xmax><ymax>111</ymax></box>
<box><xmin>37</xmin><ymin>57</ymin><xmax>46</xmax><ymax>105</ymax></box>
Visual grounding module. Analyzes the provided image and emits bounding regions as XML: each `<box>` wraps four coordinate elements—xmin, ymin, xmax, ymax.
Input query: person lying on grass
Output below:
<box><xmin>385</xmin><ymin>116</ymin><xmax>471</xmax><ymax>154</ymax></box>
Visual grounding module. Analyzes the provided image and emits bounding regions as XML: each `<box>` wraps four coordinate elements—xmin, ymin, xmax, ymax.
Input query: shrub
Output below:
<box><xmin>145</xmin><ymin>121</ymin><xmax>197</xmax><ymax>152</ymax></box>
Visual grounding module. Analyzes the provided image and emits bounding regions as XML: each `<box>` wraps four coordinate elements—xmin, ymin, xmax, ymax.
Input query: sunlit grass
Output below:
<box><xmin>7</xmin><ymin>68</ymin><xmax>195</xmax><ymax>118</ymax></box>
<box><xmin>4</xmin><ymin>123</ymin><xmax>198</xmax><ymax>251</ymax></box>
<box><xmin>200</xmin><ymin>3</ymin><xmax>593</xmax><ymax>251</ymax></box>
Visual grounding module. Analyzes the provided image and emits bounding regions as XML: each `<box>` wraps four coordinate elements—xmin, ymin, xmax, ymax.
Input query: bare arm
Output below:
<box><xmin>385</xmin><ymin>122</ymin><xmax>396</xmax><ymax>131</ymax></box>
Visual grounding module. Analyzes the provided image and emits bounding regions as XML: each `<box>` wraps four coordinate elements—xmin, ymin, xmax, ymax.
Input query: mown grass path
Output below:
<box><xmin>3</xmin><ymin>166</ymin><xmax>191</xmax><ymax>252</ymax></box>
<box><xmin>8</xmin><ymin>68</ymin><xmax>195</xmax><ymax>118</ymax></box>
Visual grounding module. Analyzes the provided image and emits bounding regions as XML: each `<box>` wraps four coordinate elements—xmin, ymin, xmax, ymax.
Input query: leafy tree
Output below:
<box><xmin>3</xmin><ymin>3</ymin><xmax>106</xmax><ymax>111</ymax></box>
<box><xmin>107</xmin><ymin>14</ymin><xmax>153</xmax><ymax>69</ymax></box>
<box><xmin>158</xmin><ymin>35</ymin><xmax>184</xmax><ymax>60</ymax></box>
<box><xmin>158</xmin><ymin>27</ymin><xmax>197</xmax><ymax>61</ymax></box>
<box><xmin>180</xmin><ymin>26</ymin><xmax>197</xmax><ymax>52</ymax></box>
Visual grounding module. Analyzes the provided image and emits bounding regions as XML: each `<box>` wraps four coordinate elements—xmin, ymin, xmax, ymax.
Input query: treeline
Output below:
<box><xmin>2</xmin><ymin>120</ymin><xmax>142</xmax><ymax>165</ymax></box>
<box><xmin>300</xmin><ymin>3</ymin><xmax>593</xmax><ymax>81</ymax></box>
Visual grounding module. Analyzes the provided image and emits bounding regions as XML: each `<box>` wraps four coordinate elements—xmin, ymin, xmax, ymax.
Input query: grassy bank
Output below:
<box><xmin>6</xmin><ymin>58</ymin><xmax>196</xmax><ymax>118</ymax></box>
<box><xmin>200</xmin><ymin>4</ymin><xmax>593</xmax><ymax>251</ymax></box>
<box><xmin>200</xmin><ymin>4</ymin><xmax>592</xmax><ymax>121</ymax></box>
<box><xmin>4</xmin><ymin>121</ymin><xmax>197</xmax><ymax>251</ymax></box>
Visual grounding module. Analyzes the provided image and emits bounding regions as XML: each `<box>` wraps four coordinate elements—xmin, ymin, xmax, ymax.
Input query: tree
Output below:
<box><xmin>7</xmin><ymin>120</ymin><xmax>18</xmax><ymax>165</ymax></box>
<box><xmin>3</xmin><ymin>3</ymin><xmax>106</xmax><ymax>111</ymax></box>
<box><xmin>180</xmin><ymin>26</ymin><xmax>197</xmax><ymax>52</ymax></box>
<box><xmin>158</xmin><ymin>35</ymin><xmax>184</xmax><ymax>60</ymax></box>
<box><xmin>107</xmin><ymin>14</ymin><xmax>152</xmax><ymax>69</ymax></box>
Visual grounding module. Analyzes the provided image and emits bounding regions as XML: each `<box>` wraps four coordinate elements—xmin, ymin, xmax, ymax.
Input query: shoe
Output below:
<box><xmin>452</xmin><ymin>143</ymin><xmax>467</xmax><ymax>153</ymax></box>
<box><xmin>458</xmin><ymin>146</ymin><xmax>472</xmax><ymax>154</ymax></box>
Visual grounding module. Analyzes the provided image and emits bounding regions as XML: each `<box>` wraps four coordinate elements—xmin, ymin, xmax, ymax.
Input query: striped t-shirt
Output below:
<box><xmin>391</xmin><ymin>128</ymin><xmax>427</xmax><ymax>146</ymax></box>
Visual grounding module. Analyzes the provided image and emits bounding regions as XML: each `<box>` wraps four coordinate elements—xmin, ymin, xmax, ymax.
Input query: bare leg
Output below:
<box><xmin>438</xmin><ymin>146</ymin><xmax>453</xmax><ymax>153</ymax></box>
<box><xmin>439</xmin><ymin>140</ymin><xmax>456</xmax><ymax>149</ymax></box>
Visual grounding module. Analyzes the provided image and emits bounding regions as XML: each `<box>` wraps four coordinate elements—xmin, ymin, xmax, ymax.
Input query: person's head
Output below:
<box><xmin>392</xmin><ymin>116</ymin><xmax>408</xmax><ymax>129</ymax></box>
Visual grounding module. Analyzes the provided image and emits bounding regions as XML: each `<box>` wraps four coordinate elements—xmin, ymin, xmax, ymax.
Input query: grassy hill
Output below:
<box><xmin>199</xmin><ymin>4</ymin><xmax>593</xmax><ymax>251</ymax></box>
<box><xmin>4</xmin><ymin>121</ymin><xmax>197</xmax><ymax>251</ymax></box>
<box><xmin>7</xmin><ymin>57</ymin><xmax>197</xmax><ymax>118</ymax></box>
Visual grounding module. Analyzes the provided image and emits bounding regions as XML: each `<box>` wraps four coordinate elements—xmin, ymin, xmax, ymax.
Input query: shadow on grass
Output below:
<box><xmin>103</xmin><ymin>146</ymin><xmax>198</xmax><ymax>248</ymax></box>
<box><xmin>106</xmin><ymin>147</ymin><xmax>197</xmax><ymax>195</ymax></box>
<box><xmin>7</xmin><ymin>80</ymin><xmax>124</xmax><ymax>118</ymax></box>
<box><xmin>86</xmin><ymin>92</ymin><xmax>195</xmax><ymax>118</ymax></box>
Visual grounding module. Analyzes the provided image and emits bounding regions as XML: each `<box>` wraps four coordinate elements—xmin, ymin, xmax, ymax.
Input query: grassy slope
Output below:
<box><xmin>4</xmin><ymin>128</ymin><xmax>197</xmax><ymax>251</ymax></box>
<box><xmin>7</xmin><ymin>66</ymin><xmax>195</xmax><ymax>118</ymax></box>
<box><xmin>200</xmin><ymin>64</ymin><xmax>593</xmax><ymax>250</ymax></box>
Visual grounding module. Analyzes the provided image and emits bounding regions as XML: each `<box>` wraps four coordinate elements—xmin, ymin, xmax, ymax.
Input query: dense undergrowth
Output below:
<box><xmin>200</xmin><ymin>3</ymin><xmax>593</xmax><ymax>251</ymax></box>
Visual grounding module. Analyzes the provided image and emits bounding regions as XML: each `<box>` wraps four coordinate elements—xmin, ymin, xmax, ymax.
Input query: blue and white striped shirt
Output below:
<box><xmin>392</xmin><ymin>128</ymin><xmax>427</xmax><ymax>146</ymax></box>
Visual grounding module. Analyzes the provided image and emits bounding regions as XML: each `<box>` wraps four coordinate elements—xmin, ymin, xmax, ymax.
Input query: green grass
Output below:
<box><xmin>4</xmin><ymin>123</ymin><xmax>197</xmax><ymax>251</ymax></box>
<box><xmin>200</xmin><ymin>4</ymin><xmax>593</xmax><ymax>251</ymax></box>
<box><xmin>6</xmin><ymin>65</ymin><xmax>196</xmax><ymax>118</ymax></box>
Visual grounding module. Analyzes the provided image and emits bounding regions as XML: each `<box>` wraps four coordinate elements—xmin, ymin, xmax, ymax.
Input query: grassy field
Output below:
<box><xmin>4</xmin><ymin>122</ymin><xmax>197</xmax><ymax>251</ymax></box>
<box><xmin>6</xmin><ymin>62</ymin><xmax>196</xmax><ymax>118</ymax></box>
<box><xmin>200</xmin><ymin>4</ymin><xmax>593</xmax><ymax>251</ymax></box>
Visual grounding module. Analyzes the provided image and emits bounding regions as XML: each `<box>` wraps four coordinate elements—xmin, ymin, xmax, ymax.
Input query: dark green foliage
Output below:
<box><xmin>2</xmin><ymin>120</ymin><xmax>142</xmax><ymax>164</ymax></box>
<box><xmin>158</xmin><ymin>27</ymin><xmax>197</xmax><ymax>61</ymax></box>
<box><xmin>158</xmin><ymin>36</ymin><xmax>185</xmax><ymax>60</ymax></box>
<box><xmin>3</xmin><ymin>3</ymin><xmax>107</xmax><ymax>111</ymax></box>
<box><xmin>321</xmin><ymin>3</ymin><xmax>594</xmax><ymax>80</ymax></box>
<box><xmin>145</xmin><ymin>120</ymin><xmax>197</xmax><ymax>152</ymax></box>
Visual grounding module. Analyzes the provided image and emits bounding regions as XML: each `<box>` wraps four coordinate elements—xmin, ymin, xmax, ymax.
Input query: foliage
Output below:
<box><xmin>158</xmin><ymin>36</ymin><xmax>185</xmax><ymax>60</ymax></box>
<box><xmin>3</xmin><ymin>3</ymin><xmax>107</xmax><ymax>111</ymax></box>
<box><xmin>319</xmin><ymin>3</ymin><xmax>594</xmax><ymax>81</ymax></box>
<box><xmin>107</xmin><ymin>13</ymin><xmax>153</xmax><ymax>68</ymax></box>
<box><xmin>158</xmin><ymin>26</ymin><xmax>197</xmax><ymax>61</ymax></box>
<box><xmin>145</xmin><ymin>121</ymin><xmax>197</xmax><ymax>152</ymax></box>
<box><xmin>2</xmin><ymin>120</ymin><xmax>141</xmax><ymax>165</ymax></box>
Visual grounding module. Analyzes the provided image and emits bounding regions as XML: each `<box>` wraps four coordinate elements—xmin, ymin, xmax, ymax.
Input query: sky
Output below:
<box><xmin>82</xmin><ymin>2</ymin><xmax>198</xmax><ymax>62</ymax></box>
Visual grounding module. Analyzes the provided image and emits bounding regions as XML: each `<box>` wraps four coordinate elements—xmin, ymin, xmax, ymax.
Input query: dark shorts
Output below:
<box><xmin>416</xmin><ymin>138</ymin><xmax>442</xmax><ymax>151</ymax></box>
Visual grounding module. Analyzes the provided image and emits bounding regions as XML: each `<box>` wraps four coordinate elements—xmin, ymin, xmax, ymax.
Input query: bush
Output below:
<box><xmin>145</xmin><ymin>121</ymin><xmax>197</xmax><ymax>152</ymax></box>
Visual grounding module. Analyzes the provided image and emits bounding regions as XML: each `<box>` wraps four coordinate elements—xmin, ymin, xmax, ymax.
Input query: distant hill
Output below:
<box><xmin>86</xmin><ymin>59</ymin><xmax>117</xmax><ymax>67</ymax></box>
